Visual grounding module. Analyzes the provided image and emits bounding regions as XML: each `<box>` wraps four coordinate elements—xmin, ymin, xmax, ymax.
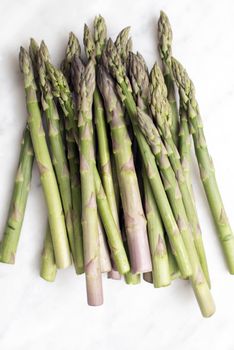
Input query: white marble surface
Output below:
<box><xmin>1</xmin><ymin>0</ymin><xmax>234</xmax><ymax>349</ymax></box>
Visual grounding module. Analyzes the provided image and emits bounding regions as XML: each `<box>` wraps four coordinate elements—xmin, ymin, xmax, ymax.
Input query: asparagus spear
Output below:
<box><xmin>149</xmin><ymin>63</ymin><xmax>210</xmax><ymax>287</ymax></box>
<box><xmin>137</xmin><ymin>106</ymin><xmax>215</xmax><ymax>316</ymax></box>
<box><xmin>97</xmin><ymin>65</ymin><xmax>152</xmax><ymax>274</ymax></box>
<box><xmin>101</xmin><ymin>39</ymin><xmax>191</xmax><ymax>279</ymax></box>
<box><xmin>172</xmin><ymin>57</ymin><xmax>234</xmax><ymax>274</ymax></box>
<box><xmin>62</xmin><ymin>35</ymin><xmax>84</xmax><ymax>273</ymax></box>
<box><xmin>38</xmin><ymin>42</ymin><xmax>75</xmax><ymax>266</ymax></box>
<box><xmin>128</xmin><ymin>52</ymin><xmax>170</xmax><ymax>287</ymax></box>
<box><xmin>47</xmin><ymin>58</ymin><xmax>129</xmax><ymax>276</ymax></box>
<box><xmin>84</xmin><ymin>17</ymin><xmax>123</xmax><ymax>278</ymax></box>
<box><xmin>76</xmin><ymin>60</ymin><xmax>103</xmax><ymax>306</ymax></box>
<box><xmin>19</xmin><ymin>48</ymin><xmax>71</xmax><ymax>269</ymax></box>
<box><xmin>40</xmin><ymin>224</ymin><xmax>57</xmax><ymax>282</ymax></box>
<box><xmin>158</xmin><ymin>11</ymin><xmax>179</xmax><ymax>145</ymax></box>
<box><xmin>0</xmin><ymin>127</ymin><xmax>34</xmax><ymax>263</ymax></box>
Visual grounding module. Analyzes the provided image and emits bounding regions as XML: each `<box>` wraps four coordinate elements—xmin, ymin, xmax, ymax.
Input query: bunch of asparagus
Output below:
<box><xmin>2</xmin><ymin>11</ymin><xmax>233</xmax><ymax>318</ymax></box>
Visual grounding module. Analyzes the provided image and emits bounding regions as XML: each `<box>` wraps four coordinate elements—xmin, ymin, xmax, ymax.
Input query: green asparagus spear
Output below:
<box><xmin>158</xmin><ymin>11</ymin><xmax>179</xmax><ymax>145</ymax></box>
<box><xmin>100</xmin><ymin>39</ymin><xmax>191</xmax><ymax>279</ymax></box>
<box><xmin>62</xmin><ymin>35</ymin><xmax>84</xmax><ymax>273</ymax></box>
<box><xmin>19</xmin><ymin>47</ymin><xmax>71</xmax><ymax>269</ymax></box>
<box><xmin>76</xmin><ymin>60</ymin><xmax>103</xmax><ymax>305</ymax></box>
<box><xmin>40</xmin><ymin>224</ymin><xmax>57</xmax><ymax>282</ymax></box>
<box><xmin>172</xmin><ymin>57</ymin><xmax>234</xmax><ymax>274</ymax></box>
<box><xmin>0</xmin><ymin>127</ymin><xmax>34</xmax><ymax>263</ymax></box>
<box><xmin>38</xmin><ymin>42</ymin><xmax>75</xmax><ymax>265</ymax></box>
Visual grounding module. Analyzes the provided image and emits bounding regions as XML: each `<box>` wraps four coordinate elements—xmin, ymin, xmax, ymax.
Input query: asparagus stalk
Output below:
<box><xmin>137</xmin><ymin>106</ymin><xmax>215</xmax><ymax>317</ymax></box>
<box><xmin>172</xmin><ymin>57</ymin><xmax>234</xmax><ymax>274</ymax></box>
<box><xmin>128</xmin><ymin>52</ymin><xmax>170</xmax><ymax>287</ymax></box>
<box><xmin>76</xmin><ymin>60</ymin><xmax>103</xmax><ymax>306</ymax></box>
<box><xmin>149</xmin><ymin>63</ymin><xmax>210</xmax><ymax>287</ymax></box>
<box><xmin>40</xmin><ymin>224</ymin><xmax>57</xmax><ymax>282</ymax></box>
<box><xmin>19</xmin><ymin>48</ymin><xmax>71</xmax><ymax>269</ymax></box>
<box><xmin>0</xmin><ymin>127</ymin><xmax>34</xmax><ymax>263</ymax></box>
<box><xmin>158</xmin><ymin>11</ymin><xmax>179</xmax><ymax>145</ymax></box>
<box><xmin>84</xmin><ymin>18</ymin><xmax>123</xmax><ymax>279</ymax></box>
<box><xmin>38</xmin><ymin>42</ymin><xmax>75</xmax><ymax>265</ymax></box>
<box><xmin>115</xmin><ymin>27</ymin><xmax>132</xmax><ymax>65</ymax></box>
<box><xmin>124</xmin><ymin>271</ymin><xmax>141</xmax><ymax>285</ymax></box>
<box><xmin>97</xmin><ymin>65</ymin><xmax>152</xmax><ymax>274</ymax></box>
<box><xmin>62</xmin><ymin>34</ymin><xmax>84</xmax><ymax>273</ymax></box>
<box><xmin>101</xmin><ymin>40</ymin><xmax>191</xmax><ymax>279</ymax></box>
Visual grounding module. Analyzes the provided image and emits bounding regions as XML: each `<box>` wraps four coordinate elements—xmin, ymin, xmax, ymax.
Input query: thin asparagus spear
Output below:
<box><xmin>47</xmin><ymin>58</ymin><xmax>129</xmax><ymax>276</ymax></box>
<box><xmin>38</xmin><ymin>42</ymin><xmax>75</xmax><ymax>265</ymax></box>
<box><xmin>128</xmin><ymin>52</ymin><xmax>170</xmax><ymax>287</ymax></box>
<box><xmin>40</xmin><ymin>224</ymin><xmax>57</xmax><ymax>282</ymax></box>
<box><xmin>77</xmin><ymin>60</ymin><xmax>103</xmax><ymax>306</ymax></box>
<box><xmin>97</xmin><ymin>65</ymin><xmax>152</xmax><ymax>274</ymax></box>
<box><xmin>137</xmin><ymin>106</ymin><xmax>215</xmax><ymax>317</ymax></box>
<box><xmin>19</xmin><ymin>47</ymin><xmax>71</xmax><ymax>269</ymax></box>
<box><xmin>158</xmin><ymin>11</ymin><xmax>179</xmax><ymax>145</ymax></box>
<box><xmin>100</xmin><ymin>40</ymin><xmax>191</xmax><ymax>279</ymax></box>
<box><xmin>97</xmin><ymin>215</ymin><xmax>112</xmax><ymax>273</ymax></box>
<box><xmin>172</xmin><ymin>57</ymin><xmax>234</xmax><ymax>274</ymax></box>
<box><xmin>62</xmin><ymin>34</ymin><xmax>84</xmax><ymax>274</ymax></box>
<box><xmin>0</xmin><ymin>127</ymin><xmax>34</xmax><ymax>263</ymax></box>
<box><xmin>149</xmin><ymin>63</ymin><xmax>210</xmax><ymax>287</ymax></box>
<box><xmin>89</xmin><ymin>17</ymin><xmax>123</xmax><ymax>278</ymax></box>
<box><xmin>167</xmin><ymin>240</ymin><xmax>181</xmax><ymax>281</ymax></box>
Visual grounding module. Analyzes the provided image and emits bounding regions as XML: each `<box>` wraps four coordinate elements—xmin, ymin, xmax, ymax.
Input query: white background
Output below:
<box><xmin>0</xmin><ymin>0</ymin><xmax>234</xmax><ymax>349</ymax></box>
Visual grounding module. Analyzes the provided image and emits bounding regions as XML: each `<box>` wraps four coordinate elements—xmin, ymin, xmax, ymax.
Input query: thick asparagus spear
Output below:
<box><xmin>149</xmin><ymin>63</ymin><xmax>210</xmax><ymax>286</ymax></box>
<box><xmin>97</xmin><ymin>65</ymin><xmax>152</xmax><ymax>274</ymax></box>
<box><xmin>47</xmin><ymin>58</ymin><xmax>129</xmax><ymax>276</ymax></box>
<box><xmin>62</xmin><ymin>34</ymin><xmax>84</xmax><ymax>274</ymax></box>
<box><xmin>115</xmin><ymin>27</ymin><xmax>132</xmax><ymax>65</ymax></box>
<box><xmin>158</xmin><ymin>11</ymin><xmax>179</xmax><ymax>145</ymax></box>
<box><xmin>172</xmin><ymin>57</ymin><xmax>234</xmax><ymax>274</ymax></box>
<box><xmin>101</xmin><ymin>40</ymin><xmax>191</xmax><ymax>279</ymax></box>
<box><xmin>40</xmin><ymin>224</ymin><xmax>57</xmax><ymax>282</ymax></box>
<box><xmin>137</xmin><ymin>106</ymin><xmax>215</xmax><ymax>316</ymax></box>
<box><xmin>0</xmin><ymin>127</ymin><xmax>34</xmax><ymax>263</ymax></box>
<box><xmin>38</xmin><ymin>42</ymin><xmax>75</xmax><ymax>265</ymax></box>
<box><xmin>19</xmin><ymin>48</ymin><xmax>71</xmax><ymax>269</ymax></box>
<box><xmin>128</xmin><ymin>52</ymin><xmax>170</xmax><ymax>287</ymax></box>
<box><xmin>84</xmin><ymin>18</ymin><xmax>122</xmax><ymax>279</ymax></box>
